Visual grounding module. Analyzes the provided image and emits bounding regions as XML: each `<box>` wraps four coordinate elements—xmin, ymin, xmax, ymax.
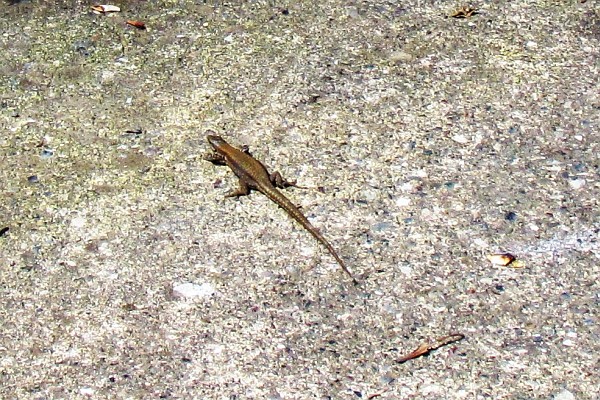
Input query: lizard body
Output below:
<box><xmin>205</xmin><ymin>133</ymin><xmax>357</xmax><ymax>284</ymax></box>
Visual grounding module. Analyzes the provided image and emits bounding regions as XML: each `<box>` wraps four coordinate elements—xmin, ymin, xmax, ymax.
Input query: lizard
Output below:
<box><xmin>204</xmin><ymin>132</ymin><xmax>357</xmax><ymax>284</ymax></box>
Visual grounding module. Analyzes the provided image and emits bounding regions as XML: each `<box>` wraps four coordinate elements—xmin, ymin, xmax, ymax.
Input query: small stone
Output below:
<box><xmin>526</xmin><ymin>41</ymin><xmax>537</xmax><ymax>49</ymax></box>
<box><xmin>568</xmin><ymin>178</ymin><xmax>586</xmax><ymax>190</ymax></box>
<box><xmin>505</xmin><ymin>211</ymin><xmax>517</xmax><ymax>221</ymax></box>
<box><xmin>71</xmin><ymin>216</ymin><xmax>86</xmax><ymax>228</ymax></box>
<box><xmin>40</xmin><ymin>149</ymin><xmax>54</xmax><ymax>159</ymax></box>
<box><xmin>529</xmin><ymin>223</ymin><xmax>539</xmax><ymax>232</ymax></box>
<box><xmin>390</xmin><ymin>51</ymin><xmax>414</xmax><ymax>63</ymax></box>
<box><xmin>346</xmin><ymin>6</ymin><xmax>359</xmax><ymax>18</ymax></box>
<box><xmin>452</xmin><ymin>134</ymin><xmax>469</xmax><ymax>144</ymax></box>
<box><xmin>473</xmin><ymin>238</ymin><xmax>488</xmax><ymax>247</ymax></box>
<box><xmin>396</xmin><ymin>197</ymin><xmax>411</xmax><ymax>207</ymax></box>
<box><xmin>80</xmin><ymin>387</ymin><xmax>95</xmax><ymax>396</ymax></box>
<box><xmin>173</xmin><ymin>282</ymin><xmax>215</xmax><ymax>299</ymax></box>
<box><xmin>399</xmin><ymin>265</ymin><xmax>413</xmax><ymax>276</ymax></box>
<box><xmin>553</xmin><ymin>389</ymin><xmax>575</xmax><ymax>400</ymax></box>
<box><xmin>444</xmin><ymin>181</ymin><xmax>456</xmax><ymax>189</ymax></box>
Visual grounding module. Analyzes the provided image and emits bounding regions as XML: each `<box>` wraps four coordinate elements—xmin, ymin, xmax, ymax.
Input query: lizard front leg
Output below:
<box><xmin>204</xmin><ymin>152</ymin><xmax>227</xmax><ymax>165</ymax></box>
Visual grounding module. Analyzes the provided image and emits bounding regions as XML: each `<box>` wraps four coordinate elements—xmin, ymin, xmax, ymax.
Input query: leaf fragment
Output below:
<box><xmin>397</xmin><ymin>333</ymin><xmax>465</xmax><ymax>363</ymax></box>
<box><xmin>450</xmin><ymin>6</ymin><xmax>478</xmax><ymax>18</ymax></box>
<box><xmin>126</xmin><ymin>20</ymin><xmax>147</xmax><ymax>30</ymax></box>
<box><xmin>487</xmin><ymin>253</ymin><xmax>516</xmax><ymax>267</ymax></box>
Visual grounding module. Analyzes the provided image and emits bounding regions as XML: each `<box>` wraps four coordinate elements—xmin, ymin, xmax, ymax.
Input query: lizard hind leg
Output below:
<box><xmin>240</xmin><ymin>145</ymin><xmax>251</xmax><ymax>154</ymax></box>
<box><xmin>225</xmin><ymin>179</ymin><xmax>251</xmax><ymax>197</ymax></box>
<box><xmin>270</xmin><ymin>171</ymin><xmax>297</xmax><ymax>189</ymax></box>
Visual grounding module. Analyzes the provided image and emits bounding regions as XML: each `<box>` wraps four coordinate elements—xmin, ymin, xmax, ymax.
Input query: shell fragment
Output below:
<box><xmin>91</xmin><ymin>5</ymin><xmax>121</xmax><ymax>14</ymax></box>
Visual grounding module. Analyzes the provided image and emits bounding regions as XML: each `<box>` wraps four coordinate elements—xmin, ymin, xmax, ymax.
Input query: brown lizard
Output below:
<box><xmin>204</xmin><ymin>133</ymin><xmax>357</xmax><ymax>284</ymax></box>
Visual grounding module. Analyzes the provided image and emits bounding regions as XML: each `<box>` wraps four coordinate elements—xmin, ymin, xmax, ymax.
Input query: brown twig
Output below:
<box><xmin>397</xmin><ymin>333</ymin><xmax>465</xmax><ymax>363</ymax></box>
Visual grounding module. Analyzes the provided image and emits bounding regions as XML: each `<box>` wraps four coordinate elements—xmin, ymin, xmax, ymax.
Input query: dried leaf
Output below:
<box><xmin>450</xmin><ymin>6</ymin><xmax>478</xmax><ymax>18</ymax></box>
<box><xmin>487</xmin><ymin>253</ymin><xmax>516</xmax><ymax>267</ymax></box>
<box><xmin>397</xmin><ymin>342</ymin><xmax>430</xmax><ymax>363</ymax></box>
<box><xmin>397</xmin><ymin>333</ymin><xmax>464</xmax><ymax>363</ymax></box>
<box><xmin>126</xmin><ymin>20</ymin><xmax>146</xmax><ymax>30</ymax></box>
<box><xmin>507</xmin><ymin>259</ymin><xmax>526</xmax><ymax>269</ymax></box>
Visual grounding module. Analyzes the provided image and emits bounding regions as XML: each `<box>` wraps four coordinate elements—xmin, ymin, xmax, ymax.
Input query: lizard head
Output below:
<box><xmin>206</xmin><ymin>132</ymin><xmax>228</xmax><ymax>150</ymax></box>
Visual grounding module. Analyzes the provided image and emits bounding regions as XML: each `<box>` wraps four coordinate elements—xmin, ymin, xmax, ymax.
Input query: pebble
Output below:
<box><xmin>553</xmin><ymin>389</ymin><xmax>575</xmax><ymax>400</ymax></box>
<box><xmin>568</xmin><ymin>178</ymin><xmax>586</xmax><ymax>190</ymax></box>
<box><xmin>526</xmin><ymin>41</ymin><xmax>537</xmax><ymax>49</ymax></box>
<box><xmin>71</xmin><ymin>216</ymin><xmax>86</xmax><ymax>228</ymax></box>
<box><xmin>40</xmin><ymin>149</ymin><xmax>54</xmax><ymax>159</ymax></box>
<box><xmin>173</xmin><ymin>282</ymin><xmax>215</xmax><ymax>299</ymax></box>
<box><xmin>390</xmin><ymin>51</ymin><xmax>414</xmax><ymax>63</ymax></box>
<box><xmin>452</xmin><ymin>134</ymin><xmax>469</xmax><ymax>144</ymax></box>
<box><xmin>346</xmin><ymin>6</ymin><xmax>359</xmax><ymax>18</ymax></box>
<box><xmin>396</xmin><ymin>197</ymin><xmax>411</xmax><ymax>207</ymax></box>
<box><xmin>80</xmin><ymin>387</ymin><xmax>95</xmax><ymax>396</ymax></box>
<box><xmin>505</xmin><ymin>211</ymin><xmax>517</xmax><ymax>221</ymax></box>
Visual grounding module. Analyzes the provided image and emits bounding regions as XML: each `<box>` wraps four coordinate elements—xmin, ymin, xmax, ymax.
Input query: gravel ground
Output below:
<box><xmin>1</xmin><ymin>0</ymin><xmax>598</xmax><ymax>399</ymax></box>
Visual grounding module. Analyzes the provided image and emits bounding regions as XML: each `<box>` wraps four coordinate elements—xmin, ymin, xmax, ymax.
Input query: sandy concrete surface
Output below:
<box><xmin>1</xmin><ymin>0</ymin><xmax>598</xmax><ymax>399</ymax></box>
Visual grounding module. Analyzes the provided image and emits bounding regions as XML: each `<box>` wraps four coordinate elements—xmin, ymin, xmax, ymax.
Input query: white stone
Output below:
<box><xmin>396</xmin><ymin>197</ymin><xmax>411</xmax><ymax>207</ymax></box>
<box><xmin>452</xmin><ymin>134</ymin><xmax>469</xmax><ymax>144</ymax></box>
<box><xmin>526</xmin><ymin>41</ymin><xmax>537</xmax><ymax>48</ymax></box>
<box><xmin>553</xmin><ymin>389</ymin><xmax>575</xmax><ymax>400</ymax></box>
<box><xmin>71</xmin><ymin>216</ymin><xmax>86</xmax><ymax>228</ymax></box>
<box><xmin>568</xmin><ymin>179</ymin><xmax>586</xmax><ymax>190</ymax></box>
<box><xmin>80</xmin><ymin>387</ymin><xmax>95</xmax><ymax>396</ymax></box>
<box><xmin>173</xmin><ymin>282</ymin><xmax>215</xmax><ymax>299</ymax></box>
<box><xmin>399</xmin><ymin>265</ymin><xmax>413</xmax><ymax>276</ymax></box>
<box><xmin>529</xmin><ymin>223</ymin><xmax>539</xmax><ymax>232</ymax></box>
